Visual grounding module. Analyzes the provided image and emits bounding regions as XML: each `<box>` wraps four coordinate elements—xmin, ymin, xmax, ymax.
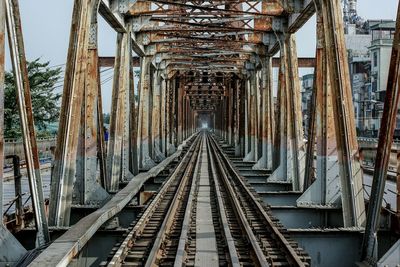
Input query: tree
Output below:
<box><xmin>4</xmin><ymin>59</ymin><xmax>62</xmax><ymax>138</ymax></box>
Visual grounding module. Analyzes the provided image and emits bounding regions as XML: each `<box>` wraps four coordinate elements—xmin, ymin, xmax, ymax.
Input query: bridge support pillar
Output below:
<box><xmin>297</xmin><ymin>11</ymin><xmax>341</xmax><ymax>210</ymax></box>
<box><xmin>165</xmin><ymin>79</ymin><xmax>176</xmax><ymax>155</ymax></box>
<box><xmin>5</xmin><ymin>0</ymin><xmax>50</xmax><ymax>241</ymax></box>
<box><xmin>138</xmin><ymin>56</ymin><xmax>156</xmax><ymax>170</ymax></box>
<box><xmin>254</xmin><ymin>57</ymin><xmax>274</xmax><ymax>170</ymax></box>
<box><xmin>160</xmin><ymin>76</ymin><xmax>167</xmax><ymax>157</ymax></box>
<box><xmin>50</xmin><ymin>0</ymin><xmax>115</xmax><ymax>226</ymax></box>
<box><xmin>151</xmin><ymin>70</ymin><xmax>165</xmax><ymax>163</ymax></box>
<box><xmin>235</xmin><ymin>79</ymin><xmax>245</xmax><ymax>157</ymax></box>
<box><xmin>227</xmin><ymin>79</ymin><xmax>234</xmax><ymax>146</ymax></box>
<box><xmin>75</xmin><ymin>14</ymin><xmax>109</xmax><ymax>202</ymax></box>
<box><xmin>269</xmin><ymin>35</ymin><xmax>306</xmax><ymax>191</ymax></box>
<box><xmin>0</xmin><ymin>1</ymin><xmax>29</xmax><ymax>263</ymax></box>
<box><xmin>107</xmin><ymin>28</ymin><xmax>136</xmax><ymax>189</ymax></box>
<box><xmin>244</xmin><ymin>72</ymin><xmax>257</xmax><ymax>162</ymax></box>
<box><xmin>319</xmin><ymin>0</ymin><xmax>365</xmax><ymax>228</ymax></box>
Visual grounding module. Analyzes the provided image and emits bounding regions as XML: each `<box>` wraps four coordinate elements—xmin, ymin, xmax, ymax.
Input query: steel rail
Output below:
<box><xmin>206</xmin><ymin>135</ymin><xmax>269</xmax><ymax>267</ymax></box>
<box><xmin>173</xmin><ymin>136</ymin><xmax>202</xmax><ymax>266</ymax></box>
<box><xmin>145</xmin><ymin>137</ymin><xmax>202</xmax><ymax>267</ymax></box>
<box><xmin>207</xmin><ymin>134</ymin><xmax>307</xmax><ymax>266</ymax></box>
<box><xmin>107</xmin><ymin>134</ymin><xmax>202</xmax><ymax>266</ymax></box>
<box><xmin>206</xmin><ymin>139</ymin><xmax>241</xmax><ymax>267</ymax></box>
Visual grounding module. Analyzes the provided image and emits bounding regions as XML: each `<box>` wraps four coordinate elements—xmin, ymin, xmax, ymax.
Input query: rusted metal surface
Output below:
<box><xmin>0</xmin><ymin>5</ymin><xmax>28</xmax><ymax>264</ymax></box>
<box><xmin>0</xmin><ymin>0</ymin><xmax>5</xmax><ymax>218</ymax></box>
<box><xmin>254</xmin><ymin>57</ymin><xmax>274</xmax><ymax>170</ymax></box>
<box><xmin>151</xmin><ymin>70</ymin><xmax>164</xmax><ymax>162</ymax></box>
<box><xmin>5</xmin><ymin>0</ymin><xmax>400</xmax><ymax>265</ymax></box>
<box><xmin>75</xmin><ymin>6</ymin><xmax>109</xmax><ymax>205</ymax></box>
<box><xmin>49</xmin><ymin>0</ymin><xmax>95</xmax><ymax>227</ymax></box>
<box><xmin>361</xmin><ymin>1</ymin><xmax>400</xmax><ymax>262</ymax></box>
<box><xmin>272</xmin><ymin>57</ymin><xmax>315</xmax><ymax>68</ymax></box>
<box><xmin>99</xmin><ymin>56</ymin><xmax>140</xmax><ymax>67</ymax></box>
<box><xmin>244</xmin><ymin>72</ymin><xmax>257</xmax><ymax>162</ymax></box>
<box><xmin>269</xmin><ymin>35</ymin><xmax>306</xmax><ymax>190</ymax></box>
<box><xmin>128</xmin><ymin>39</ymin><xmax>139</xmax><ymax>175</ymax></box>
<box><xmin>107</xmin><ymin>30</ymin><xmax>136</xmax><ymax>190</ymax></box>
<box><xmin>137</xmin><ymin>56</ymin><xmax>156</xmax><ymax>170</ymax></box>
<box><xmin>302</xmin><ymin>12</ymin><xmax>320</xmax><ymax>189</ymax></box>
<box><xmin>297</xmin><ymin>5</ymin><xmax>341</xmax><ymax>209</ymax></box>
<box><xmin>5</xmin><ymin>0</ymin><xmax>49</xmax><ymax>243</ymax></box>
<box><xmin>320</xmin><ymin>0</ymin><xmax>365</xmax><ymax>227</ymax></box>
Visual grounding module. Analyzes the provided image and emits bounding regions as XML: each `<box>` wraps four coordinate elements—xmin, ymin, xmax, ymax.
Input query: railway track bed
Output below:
<box><xmin>103</xmin><ymin>132</ymin><xmax>310</xmax><ymax>267</ymax></box>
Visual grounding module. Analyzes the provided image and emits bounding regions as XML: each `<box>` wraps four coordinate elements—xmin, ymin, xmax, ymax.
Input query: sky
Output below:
<box><xmin>3</xmin><ymin>0</ymin><xmax>400</xmax><ymax>112</ymax></box>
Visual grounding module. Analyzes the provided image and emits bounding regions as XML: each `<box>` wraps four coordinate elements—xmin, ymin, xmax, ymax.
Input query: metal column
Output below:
<box><xmin>254</xmin><ymin>57</ymin><xmax>274</xmax><ymax>170</ymax></box>
<box><xmin>151</xmin><ymin>70</ymin><xmax>165</xmax><ymax>162</ymax></box>
<box><xmin>137</xmin><ymin>56</ymin><xmax>156</xmax><ymax>170</ymax></box>
<box><xmin>107</xmin><ymin>28</ymin><xmax>135</xmax><ymax>190</ymax></box>
<box><xmin>269</xmin><ymin>35</ymin><xmax>306</xmax><ymax>191</ymax></box>
<box><xmin>75</xmin><ymin>3</ymin><xmax>109</xmax><ymax>204</ymax></box>
<box><xmin>5</xmin><ymin>0</ymin><xmax>49</xmax><ymax>242</ymax></box>
<box><xmin>361</xmin><ymin>1</ymin><xmax>400</xmax><ymax>262</ymax></box>
<box><xmin>320</xmin><ymin>0</ymin><xmax>365</xmax><ymax>227</ymax></box>
<box><xmin>297</xmin><ymin>8</ymin><xmax>341</xmax><ymax>210</ymax></box>
<box><xmin>0</xmin><ymin>1</ymin><xmax>27</xmax><ymax>263</ymax></box>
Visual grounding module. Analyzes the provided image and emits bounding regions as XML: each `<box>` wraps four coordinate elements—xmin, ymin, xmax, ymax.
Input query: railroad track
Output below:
<box><xmin>104</xmin><ymin>132</ymin><xmax>310</xmax><ymax>266</ymax></box>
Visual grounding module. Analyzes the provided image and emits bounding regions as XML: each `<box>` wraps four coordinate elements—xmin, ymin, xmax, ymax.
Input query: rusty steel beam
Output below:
<box><xmin>286</xmin><ymin>35</ymin><xmax>306</xmax><ymax>191</ymax></box>
<box><xmin>107</xmin><ymin>31</ymin><xmax>134</xmax><ymax>191</ymax></box>
<box><xmin>0</xmin><ymin>3</ymin><xmax>28</xmax><ymax>264</ymax></box>
<box><xmin>99</xmin><ymin>56</ymin><xmax>140</xmax><ymax>67</ymax></box>
<box><xmin>160</xmin><ymin>77</ymin><xmax>167</xmax><ymax>157</ymax></box>
<box><xmin>253</xmin><ymin>57</ymin><xmax>274</xmax><ymax>170</ymax></box>
<box><xmin>49</xmin><ymin>0</ymin><xmax>94</xmax><ymax>227</ymax></box>
<box><xmin>269</xmin><ymin>35</ymin><xmax>306</xmax><ymax>191</ymax></box>
<box><xmin>145</xmin><ymin>18</ymin><xmax>275</xmax><ymax>33</ymax></box>
<box><xmin>137</xmin><ymin>56</ymin><xmax>156</xmax><ymax>170</ymax></box>
<box><xmin>0</xmin><ymin>0</ymin><xmax>5</xmax><ymax>218</ymax></box>
<box><xmin>75</xmin><ymin>2</ymin><xmax>109</xmax><ymax>206</ymax></box>
<box><xmin>98</xmin><ymin>56</ymin><xmax>316</xmax><ymax>68</ymax></box>
<box><xmin>320</xmin><ymin>0</ymin><xmax>365</xmax><ymax>227</ymax></box>
<box><xmin>297</xmin><ymin>5</ymin><xmax>342</xmax><ymax>210</ymax></box>
<box><xmin>5</xmin><ymin>0</ymin><xmax>50</xmax><ymax>243</ymax></box>
<box><xmin>128</xmin><ymin>39</ymin><xmax>139</xmax><ymax>175</ymax></box>
<box><xmin>361</xmin><ymin>0</ymin><xmax>400</xmax><ymax>262</ymax></box>
<box><xmin>130</xmin><ymin>0</ymin><xmax>284</xmax><ymax>16</ymax></box>
<box><xmin>139</xmin><ymin>27</ymin><xmax>271</xmax><ymax>34</ymax></box>
<box><xmin>151</xmin><ymin>33</ymin><xmax>264</xmax><ymax>45</ymax></box>
<box><xmin>151</xmin><ymin>70</ymin><xmax>165</xmax><ymax>162</ymax></box>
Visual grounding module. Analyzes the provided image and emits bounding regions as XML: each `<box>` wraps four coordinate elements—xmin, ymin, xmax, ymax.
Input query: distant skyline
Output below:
<box><xmin>3</xmin><ymin>0</ymin><xmax>399</xmax><ymax>112</ymax></box>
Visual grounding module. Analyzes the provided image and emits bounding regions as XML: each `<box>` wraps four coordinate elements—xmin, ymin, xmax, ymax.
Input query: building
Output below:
<box><xmin>343</xmin><ymin>19</ymin><xmax>397</xmax><ymax>137</ymax></box>
<box><xmin>301</xmin><ymin>74</ymin><xmax>313</xmax><ymax>137</ymax></box>
<box><xmin>368</xmin><ymin>20</ymin><xmax>397</xmax><ymax>137</ymax></box>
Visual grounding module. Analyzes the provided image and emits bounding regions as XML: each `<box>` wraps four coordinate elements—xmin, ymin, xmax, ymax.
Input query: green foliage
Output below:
<box><xmin>103</xmin><ymin>113</ymin><xmax>110</xmax><ymax>124</ymax></box>
<box><xmin>4</xmin><ymin>59</ymin><xmax>62</xmax><ymax>138</ymax></box>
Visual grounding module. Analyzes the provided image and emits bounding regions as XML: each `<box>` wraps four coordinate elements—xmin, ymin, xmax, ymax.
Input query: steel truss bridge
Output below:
<box><xmin>0</xmin><ymin>0</ymin><xmax>400</xmax><ymax>266</ymax></box>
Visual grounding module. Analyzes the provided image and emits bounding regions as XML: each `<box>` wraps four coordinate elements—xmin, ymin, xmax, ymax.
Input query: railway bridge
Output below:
<box><xmin>0</xmin><ymin>0</ymin><xmax>400</xmax><ymax>266</ymax></box>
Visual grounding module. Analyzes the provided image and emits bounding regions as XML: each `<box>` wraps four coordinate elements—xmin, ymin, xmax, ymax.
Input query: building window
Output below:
<box><xmin>373</xmin><ymin>52</ymin><xmax>378</xmax><ymax>67</ymax></box>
